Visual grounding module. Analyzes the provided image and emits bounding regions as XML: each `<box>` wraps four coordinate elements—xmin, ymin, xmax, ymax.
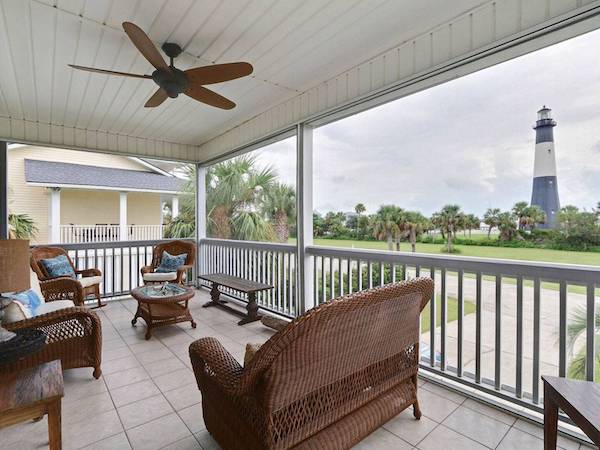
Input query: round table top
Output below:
<box><xmin>131</xmin><ymin>283</ymin><xmax>194</xmax><ymax>303</ymax></box>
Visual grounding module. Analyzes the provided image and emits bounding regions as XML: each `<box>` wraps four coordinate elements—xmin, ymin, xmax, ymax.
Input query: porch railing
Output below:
<box><xmin>198</xmin><ymin>238</ymin><xmax>600</xmax><ymax>420</ymax></box>
<box><xmin>198</xmin><ymin>238</ymin><xmax>297</xmax><ymax>317</ymax></box>
<box><xmin>56</xmin><ymin>239</ymin><xmax>193</xmax><ymax>298</ymax></box>
<box><xmin>60</xmin><ymin>224</ymin><xmax>164</xmax><ymax>243</ymax></box>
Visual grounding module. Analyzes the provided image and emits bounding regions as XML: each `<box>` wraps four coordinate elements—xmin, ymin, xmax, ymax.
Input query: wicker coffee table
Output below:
<box><xmin>131</xmin><ymin>283</ymin><xmax>195</xmax><ymax>340</ymax></box>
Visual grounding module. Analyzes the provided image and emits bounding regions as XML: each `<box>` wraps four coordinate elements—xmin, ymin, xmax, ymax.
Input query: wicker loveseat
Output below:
<box><xmin>189</xmin><ymin>278</ymin><xmax>434</xmax><ymax>450</ymax></box>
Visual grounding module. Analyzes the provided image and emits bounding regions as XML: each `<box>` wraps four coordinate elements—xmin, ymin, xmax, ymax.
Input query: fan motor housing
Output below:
<box><xmin>152</xmin><ymin>67</ymin><xmax>187</xmax><ymax>98</ymax></box>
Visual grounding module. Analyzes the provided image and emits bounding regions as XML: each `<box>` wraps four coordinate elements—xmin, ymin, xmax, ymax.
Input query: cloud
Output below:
<box><xmin>246</xmin><ymin>28</ymin><xmax>600</xmax><ymax>216</ymax></box>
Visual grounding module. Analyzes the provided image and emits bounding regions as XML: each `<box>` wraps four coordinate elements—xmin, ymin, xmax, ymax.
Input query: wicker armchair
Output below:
<box><xmin>141</xmin><ymin>240</ymin><xmax>195</xmax><ymax>285</ymax></box>
<box><xmin>189</xmin><ymin>278</ymin><xmax>434</xmax><ymax>450</ymax></box>
<box><xmin>3</xmin><ymin>307</ymin><xmax>102</xmax><ymax>378</ymax></box>
<box><xmin>30</xmin><ymin>246</ymin><xmax>104</xmax><ymax>308</ymax></box>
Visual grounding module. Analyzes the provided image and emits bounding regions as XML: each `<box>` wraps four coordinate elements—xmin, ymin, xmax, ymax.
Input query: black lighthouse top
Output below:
<box><xmin>533</xmin><ymin>106</ymin><xmax>556</xmax><ymax>143</ymax></box>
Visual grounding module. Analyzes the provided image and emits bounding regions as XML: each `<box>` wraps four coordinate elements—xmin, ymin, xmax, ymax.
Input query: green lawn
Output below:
<box><xmin>313</xmin><ymin>238</ymin><xmax>600</xmax><ymax>266</ymax></box>
<box><xmin>420</xmin><ymin>296</ymin><xmax>476</xmax><ymax>333</ymax></box>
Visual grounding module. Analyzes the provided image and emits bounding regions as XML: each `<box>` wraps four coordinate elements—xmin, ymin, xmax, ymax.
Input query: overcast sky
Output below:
<box><xmin>253</xmin><ymin>28</ymin><xmax>600</xmax><ymax>217</ymax></box>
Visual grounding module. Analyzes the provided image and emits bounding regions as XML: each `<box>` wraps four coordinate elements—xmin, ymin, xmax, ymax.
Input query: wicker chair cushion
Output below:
<box><xmin>79</xmin><ymin>276</ymin><xmax>102</xmax><ymax>288</ymax></box>
<box><xmin>4</xmin><ymin>289</ymin><xmax>42</xmax><ymax>315</ymax></box>
<box><xmin>40</xmin><ymin>255</ymin><xmax>76</xmax><ymax>278</ymax></box>
<box><xmin>2</xmin><ymin>300</ymin><xmax>32</xmax><ymax>323</ymax></box>
<box><xmin>30</xmin><ymin>269</ymin><xmax>43</xmax><ymax>298</ymax></box>
<box><xmin>156</xmin><ymin>251</ymin><xmax>187</xmax><ymax>273</ymax></box>
<box><xmin>143</xmin><ymin>272</ymin><xmax>178</xmax><ymax>282</ymax></box>
<box><xmin>35</xmin><ymin>300</ymin><xmax>75</xmax><ymax>316</ymax></box>
<box><xmin>244</xmin><ymin>343</ymin><xmax>263</xmax><ymax>366</ymax></box>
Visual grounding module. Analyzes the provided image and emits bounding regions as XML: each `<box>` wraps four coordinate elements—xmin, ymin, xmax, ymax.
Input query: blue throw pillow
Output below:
<box><xmin>40</xmin><ymin>255</ymin><xmax>76</xmax><ymax>278</ymax></box>
<box><xmin>5</xmin><ymin>289</ymin><xmax>43</xmax><ymax>316</ymax></box>
<box><xmin>156</xmin><ymin>251</ymin><xmax>187</xmax><ymax>273</ymax></box>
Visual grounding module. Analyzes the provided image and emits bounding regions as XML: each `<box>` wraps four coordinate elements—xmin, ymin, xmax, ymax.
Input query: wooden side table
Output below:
<box><xmin>543</xmin><ymin>375</ymin><xmax>600</xmax><ymax>449</ymax></box>
<box><xmin>0</xmin><ymin>360</ymin><xmax>64</xmax><ymax>450</ymax></box>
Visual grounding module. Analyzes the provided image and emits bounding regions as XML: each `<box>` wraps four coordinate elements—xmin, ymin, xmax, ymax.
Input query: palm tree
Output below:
<box><xmin>483</xmin><ymin>208</ymin><xmax>501</xmax><ymax>238</ymax></box>
<box><xmin>463</xmin><ymin>214</ymin><xmax>480</xmax><ymax>238</ymax></box>
<box><xmin>207</xmin><ymin>155</ymin><xmax>276</xmax><ymax>241</ymax></box>
<box><xmin>404</xmin><ymin>211</ymin><xmax>428</xmax><ymax>252</ymax></box>
<box><xmin>263</xmin><ymin>183</ymin><xmax>295</xmax><ymax>243</ymax></box>
<box><xmin>164</xmin><ymin>166</ymin><xmax>196</xmax><ymax>239</ymax></box>
<box><xmin>565</xmin><ymin>306</ymin><xmax>600</xmax><ymax>382</ymax></box>
<box><xmin>354</xmin><ymin>203</ymin><xmax>366</xmax><ymax>215</ymax></box>
<box><xmin>372</xmin><ymin>205</ymin><xmax>402</xmax><ymax>251</ymax></box>
<box><xmin>512</xmin><ymin>201</ymin><xmax>529</xmax><ymax>230</ymax></box>
<box><xmin>8</xmin><ymin>213</ymin><xmax>38</xmax><ymax>239</ymax></box>
<box><xmin>522</xmin><ymin>205</ymin><xmax>546</xmax><ymax>230</ymax></box>
<box><xmin>497</xmin><ymin>211</ymin><xmax>518</xmax><ymax>241</ymax></box>
<box><xmin>436</xmin><ymin>205</ymin><xmax>463</xmax><ymax>253</ymax></box>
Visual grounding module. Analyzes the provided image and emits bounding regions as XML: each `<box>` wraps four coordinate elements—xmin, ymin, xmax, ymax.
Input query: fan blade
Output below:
<box><xmin>185</xmin><ymin>85</ymin><xmax>235</xmax><ymax>110</ymax></box>
<box><xmin>68</xmin><ymin>64</ymin><xmax>152</xmax><ymax>79</ymax></box>
<box><xmin>122</xmin><ymin>21</ymin><xmax>169</xmax><ymax>72</ymax></box>
<box><xmin>185</xmin><ymin>62</ymin><xmax>253</xmax><ymax>85</ymax></box>
<box><xmin>145</xmin><ymin>89</ymin><xmax>168</xmax><ymax>108</ymax></box>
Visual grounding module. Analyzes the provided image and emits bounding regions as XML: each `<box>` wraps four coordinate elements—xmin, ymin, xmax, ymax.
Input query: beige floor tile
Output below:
<box><xmin>63</xmin><ymin>391</ymin><xmax>115</xmax><ymax>425</ymax></box>
<box><xmin>126</xmin><ymin>413</ymin><xmax>191</xmax><ymax>450</ymax></box>
<box><xmin>153</xmin><ymin>367</ymin><xmax>195</xmax><ymax>393</ymax></box>
<box><xmin>352</xmin><ymin>428</ymin><xmax>413</xmax><ymax>450</ymax></box>
<box><xmin>63</xmin><ymin>375</ymin><xmax>107</xmax><ymax>404</ymax></box>
<box><xmin>144</xmin><ymin>356</ymin><xmax>187</xmax><ymax>377</ymax></box>
<box><xmin>461</xmin><ymin>398</ymin><xmax>517</xmax><ymax>426</ymax></box>
<box><xmin>110</xmin><ymin>379</ymin><xmax>161</xmax><ymax>407</ymax></box>
<box><xmin>418</xmin><ymin>388</ymin><xmax>462</xmax><ymax>423</ymax></box>
<box><xmin>417</xmin><ymin>424</ymin><xmax>488</xmax><ymax>450</ymax></box>
<box><xmin>104</xmin><ymin>367</ymin><xmax>149</xmax><ymax>390</ymax></box>
<box><xmin>442</xmin><ymin>405</ymin><xmax>511</xmax><ymax>448</ymax></box>
<box><xmin>194</xmin><ymin>430</ymin><xmax>221</xmax><ymax>450</ymax></box>
<box><xmin>383</xmin><ymin>408</ymin><xmax>438</xmax><ymax>446</ymax></box>
<box><xmin>420</xmin><ymin>382</ymin><xmax>467</xmax><ymax>404</ymax></box>
<box><xmin>135</xmin><ymin>347</ymin><xmax>175</xmax><ymax>365</ymax></box>
<box><xmin>117</xmin><ymin>394</ymin><xmax>174</xmax><ymax>429</ymax></box>
<box><xmin>128</xmin><ymin>339</ymin><xmax>167</xmax><ymax>354</ymax></box>
<box><xmin>177</xmin><ymin>402</ymin><xmax>206</xmax><ymax>433</ymax></box>
<box><xmin>81</xmin><ymin>432</ymin><xmax>132</xmax><ymax>450</ymax></box>
<box><xmin>102</xmin><ymin>337</ymin><xmax>128</xmax><ymax>351</ymax></box>
<box><xmin>161</xmin><ymin>435</ymin><xmax>203</xmax><ymax>449</ymax></box>
<box><xmin>513</xmin><ymin>419</ymin><xmax>580</xmax><ymax>450</ymax></box>
<box><xmin>102</xmin><ymin>355</ymin><xmax>141</xmax><ymax>375</ymax></box>
<box><xmin>2</xmin><ymin>415</ymin><xmax>49</xmax><ymax>448</ymax></box>
<box><xmin>497</xmin><ymin>427</ymin><xmax>544</xmax><ymax>450</ymax></box>
<box><xmin>63</xmin><ymin>409</ymin><xmax>123</xmax><ymax>450</ymax></box>
<box><xmin>103</xmin><ymin>345</ymin><xmax>134</xmax><ymax>362</ymax></box>
<box><xmin>164</xmin><ymin>382</ymin><xmax>202</xmax><ymax>411</ymax></box>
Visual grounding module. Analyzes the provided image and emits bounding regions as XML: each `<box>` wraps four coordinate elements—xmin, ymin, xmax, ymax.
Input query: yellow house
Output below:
<box><xmin>7</xmin><ymin>144</ymin><xmax>185</xmax><ymax>244</ymax></box>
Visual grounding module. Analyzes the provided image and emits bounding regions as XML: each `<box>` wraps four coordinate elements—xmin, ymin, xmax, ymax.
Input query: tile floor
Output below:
<box><xmin>1</xmin><ymin>289</ymin><xmax>592</xmax><ymax>450</ymax></box>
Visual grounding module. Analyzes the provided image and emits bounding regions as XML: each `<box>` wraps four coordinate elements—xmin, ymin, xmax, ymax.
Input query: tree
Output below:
<box><xmin>8</xmin><ymin>213</ymin><xmax>38</xmax><ymax>239</ymax></box>
<box><xmin>323</xmin><ymin>212</ymin><xmax>347</xmax><ymax>237</ymax></box>
<box><xmin>313</xmin><ymin>212</ymin><xmax>326</xmax><ymax>237</ymax></box>
<box><xmin>354</xmin><ymin>203</ymin><xmax>366</xmax><ymax>215</ymax></box>
<box><xmin>372</xmin><ymin>205</ymin><xmax>402</xmax><ymax>251</ymax></box>
<box><xmin>483</xmin><ymin>208</ymin><xmax>501</xmax><ymax>238</ymax></box>
<box><xmin>557</xmin><ymin>206</ymin><xmax>600</xmax><ymax>249</ymax></box>
<box><xmin>464</xmin><ymin>214</ymin><xmax>480</xmax><ymax>238</ymax></box>
<box><xmin>497</xmin><ymin>211</ymin><xmax>518</xmax><ymax>241</ymax></box>
<box><xmin>263</xmin><ymin>183</ymin><xmax>295</xmax><ymax>243</ymax></box>
<box><xmin>565</xmin><ymin>307</ymin><xmax>600</xmax><ymax>382</ymax></box>
<box><xmin>522</xmin><ymin>205</ymin><xmax>546</xmax><ymax>231</ymax></box>
<box><xmin>512</xmin><ymin>201</ymin><xmax>529</xmax><ymax>230</ymax></box>
<box><xmin>403</xmin><ymin>211</ymin><xmax>429</xmax><ymax>252</ymax></box>
<box><xmin>207</xmin><ymin>155</ymin><xmax>275</xmax><ymax>241</ymax></box>
<box><xmin>435</xmin><ymin>205</ymin><xmax>463</xmax><ymax>253</ymax></box>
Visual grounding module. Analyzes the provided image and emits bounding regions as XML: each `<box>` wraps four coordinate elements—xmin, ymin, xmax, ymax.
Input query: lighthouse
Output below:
<box><xmin>531</xmin><ymin>106</ymin><xmax>560</xmax><ymax>228</ymax></box>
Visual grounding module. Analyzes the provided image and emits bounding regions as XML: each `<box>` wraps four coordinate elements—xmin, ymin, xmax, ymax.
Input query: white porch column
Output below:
<box><xmin>49</xmin><ymin>188</ymin><xmax>61</xmax><ymax>243</ymax></box>
<box><xmin>296</xmin><ymin>123</ymin><xmax>314</xmax><ymax>313</ymax></box>
<box><xmin>171</xmin><ymin>195</ymin><xmax>179</xmax><ymax>218</ymax></box>
<box><xmin>195</xmin><ymin>164</ymin><xmax>207</xmax><ymax>280</ymax></box>
<box><xmin>119</xmin><ymin>191</ymin><xmax>128</xmax><ymax>241</ymax></box>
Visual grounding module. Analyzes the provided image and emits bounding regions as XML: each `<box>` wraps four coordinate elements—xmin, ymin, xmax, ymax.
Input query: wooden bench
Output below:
<box><xmin>198</xmin><ymin>274</ymin><xmax>274</xmax><ymax>325</ymax></box>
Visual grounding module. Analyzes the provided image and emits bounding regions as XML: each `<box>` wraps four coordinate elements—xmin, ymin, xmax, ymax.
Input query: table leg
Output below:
<box><xmin>238</xmin><ymin>292</ymin><xmax>263</xmax><ymax>325</ymax></box>
<box><xmin>544</xmin><ymin>383</ymin><xmax>558</xmax><ymax>450</ymax></box>
<box><xmin>203</xmin><ymin>283</ymin><xmax>227</xmax><ymax>307</ymax></box>
<box><xmin>47</xmin><ymin>399</ymin><xmax>61</xmax><ymax>450</ymax></box>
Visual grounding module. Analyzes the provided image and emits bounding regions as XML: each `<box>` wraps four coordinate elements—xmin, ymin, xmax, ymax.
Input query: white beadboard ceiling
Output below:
<box><xmin>0</xmin><ymin>0</ymin><xmax>598</xmax><ymax>162</ymax></box>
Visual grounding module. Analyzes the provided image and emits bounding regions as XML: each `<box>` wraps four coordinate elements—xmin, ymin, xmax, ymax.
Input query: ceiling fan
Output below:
<box><xmin>69</xmin><ymin>21</ymin><xmax>253</xmax><ymax>109</ymax></box>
